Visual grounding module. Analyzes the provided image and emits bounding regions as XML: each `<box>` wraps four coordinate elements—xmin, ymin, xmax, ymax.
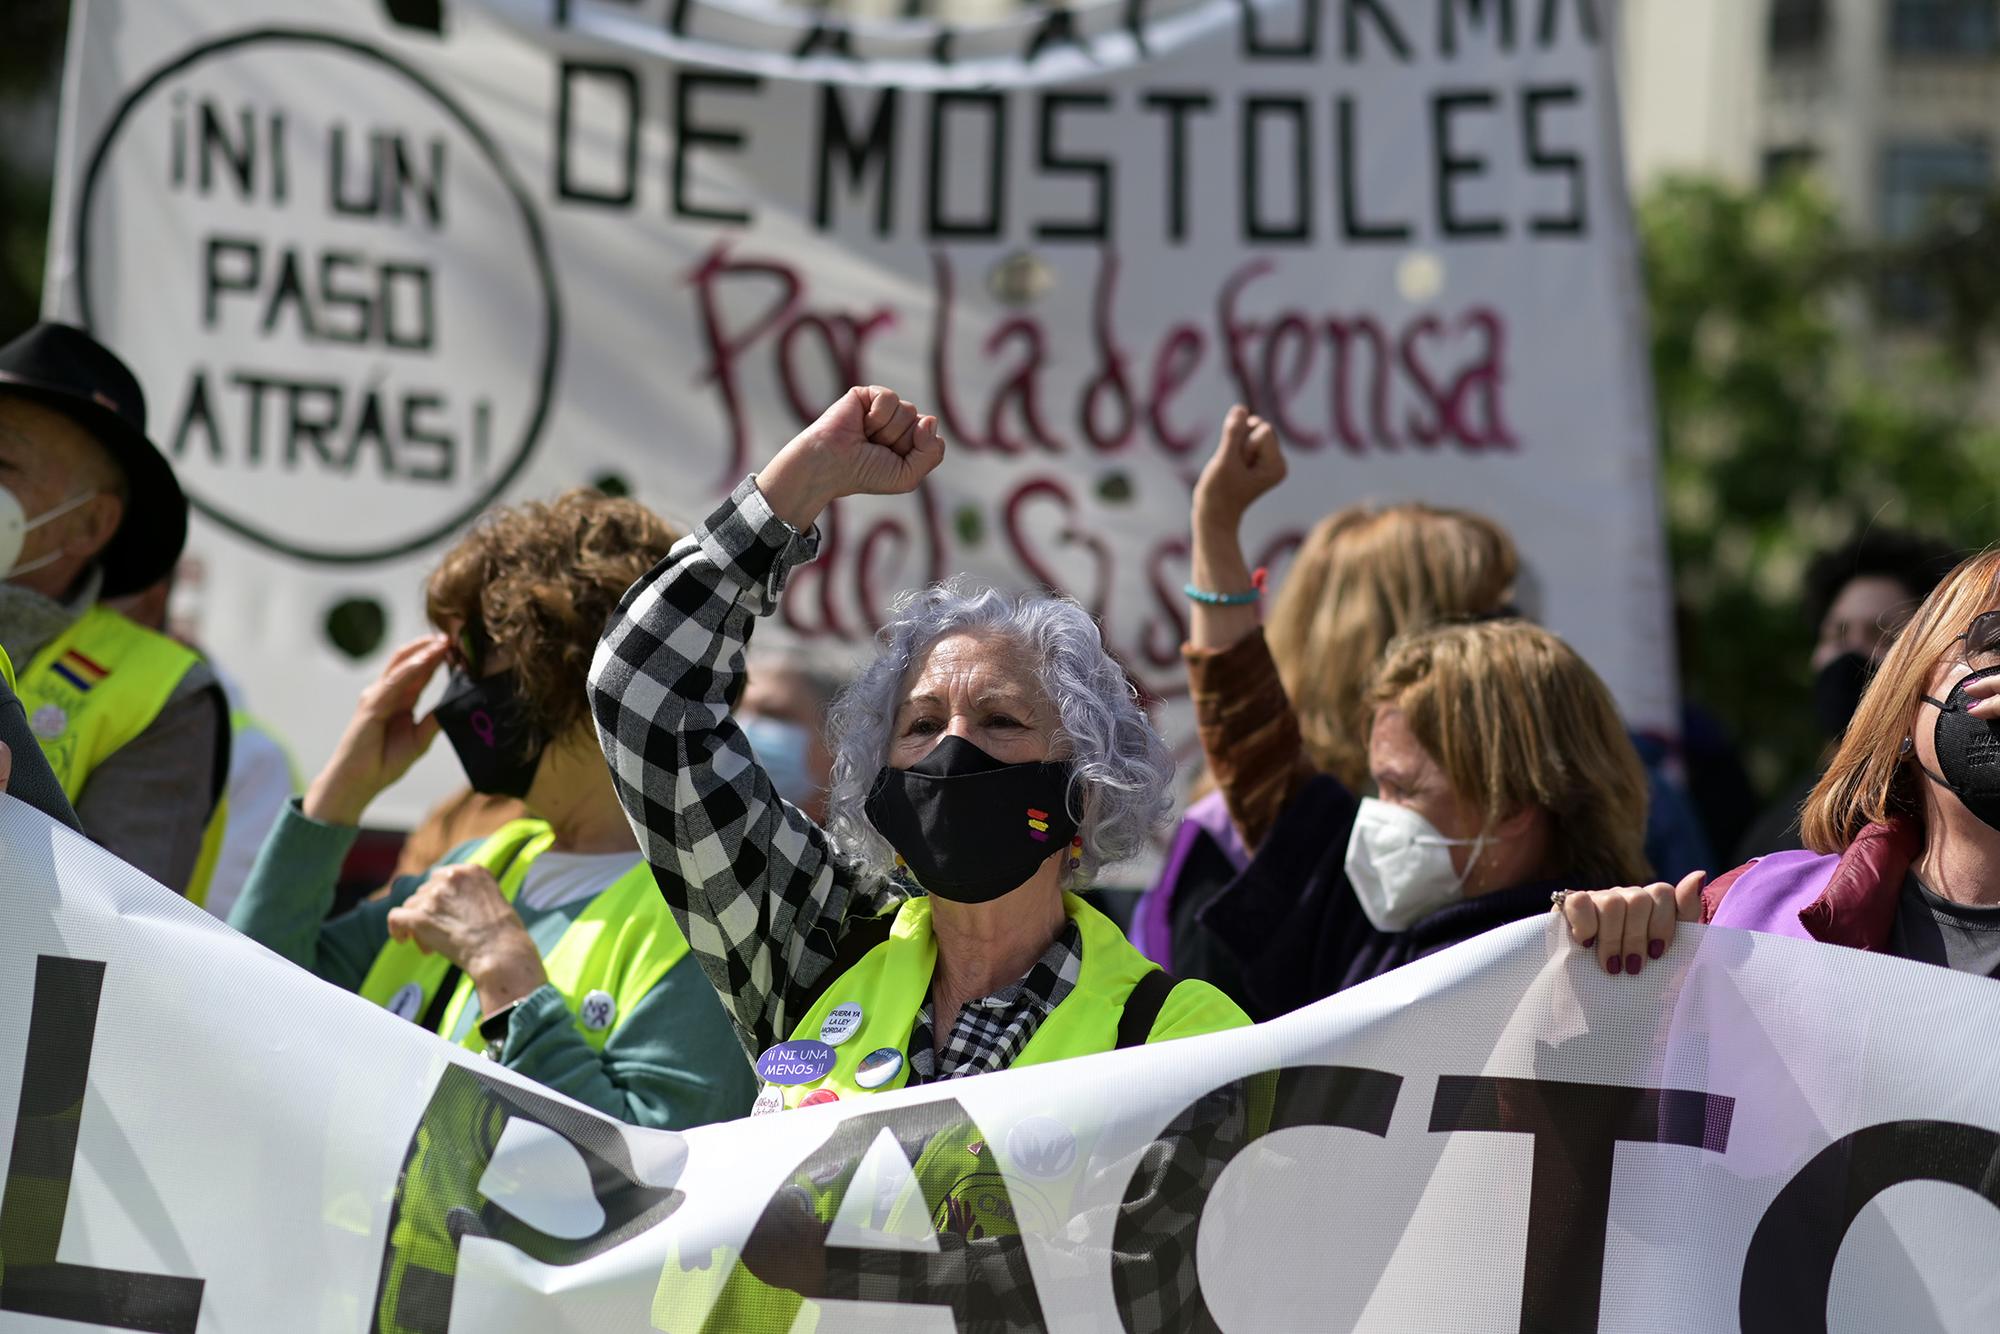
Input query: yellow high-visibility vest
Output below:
<box><xmin>662</xmin><ymin>892</ymin><xmax>1250</xmax><ymax>1333</ymax></box>
<box><xmin>17</xmin><ymin>604</ymin><xmax>227</xmax><ymax>902</ymax></box>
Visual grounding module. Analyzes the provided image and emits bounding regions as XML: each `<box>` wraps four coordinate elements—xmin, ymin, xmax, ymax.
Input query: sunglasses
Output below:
<box><xmin>1949</xmin><ymin>610</ymin><xmax>2000</xmax><ymax>662</ymax></box>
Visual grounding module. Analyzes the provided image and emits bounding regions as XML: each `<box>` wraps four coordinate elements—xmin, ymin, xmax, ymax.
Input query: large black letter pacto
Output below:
<box><xmin>1112</xmin><ymin>1064</ymin><xmax>1405</xmax><ymax>1334</ymax></box>
<box><xmin>1740</xmin><ymin>1119</ymin><xmax>2000</xmax><ymax>1333</ymax></box>
<box><xmin>1429</xmin><ymin>1076</ymin><xmax>1735</xmax><ymax>1334</ymax></box>
<box><xmin>370</xmin><ymin>1064</ymin><xmax>685</xmax><ymax>1334</ymax></box>
<box><xmin>0</xmin><ymin>956</ymin><xmax>206</xmax><ymax>1332</ymax></box>
<box><xmin>728</xmin><ymin>1097</ymin><xmax>1050</xmax><ymax>1330</ymax></box>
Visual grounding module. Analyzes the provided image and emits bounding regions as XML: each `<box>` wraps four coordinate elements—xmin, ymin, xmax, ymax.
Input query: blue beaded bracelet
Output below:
<box><xmin>1183</xmin><ymin>583</ymin><xmax>1260</xmax><ymax>606</ymax></box>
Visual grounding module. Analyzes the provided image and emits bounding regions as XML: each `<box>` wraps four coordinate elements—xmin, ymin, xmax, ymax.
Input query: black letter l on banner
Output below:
<box><xmin>0</xmin><ymin>955</ymin><xmax>205</xmax><ymax>1332</ymax></box>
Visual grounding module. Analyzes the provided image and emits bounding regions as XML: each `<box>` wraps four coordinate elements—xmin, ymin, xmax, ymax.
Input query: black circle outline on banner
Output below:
<box><xmin>74</xmin><ymin>26</ymin><xmax>563</xmax><ymax>566</ymax></box>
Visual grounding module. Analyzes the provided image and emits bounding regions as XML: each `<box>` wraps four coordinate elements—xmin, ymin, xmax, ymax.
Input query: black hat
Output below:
<box><xmin>0</xmin><ymin>322</ymin><xmax>187</xmax><ymax>597</ymax></box>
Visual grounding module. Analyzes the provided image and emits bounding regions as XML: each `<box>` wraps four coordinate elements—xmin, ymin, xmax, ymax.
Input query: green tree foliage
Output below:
<box><xmin>1644</xmin><ymin>174</ymin><xmax>2000</xmax><ymax>793</ymax></box>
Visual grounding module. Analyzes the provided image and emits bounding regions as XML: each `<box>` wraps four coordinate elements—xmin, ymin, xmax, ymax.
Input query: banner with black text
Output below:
<box><xmin>5</xmin><ymin>795</ymin><xmax>2000</xmax><ymax>1332</ymax></box>
<box><xmin>43</xmin><ymin>0</ymin><xmax>1672</xmax><ymax>823</ymax></box>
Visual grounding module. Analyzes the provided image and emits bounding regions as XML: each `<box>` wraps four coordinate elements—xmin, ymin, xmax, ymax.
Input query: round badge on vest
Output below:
<box><xmin>580</xmin><ymin>989</ymin><xmax>617</xmax><ymax>1031</ymax></box>
<box><xmin>757</xmin><ymin>1040</ymin><xmax>836</xmax><ymax>1086</ymax></box>
<box><xmin>386</xmin><ymin>982</ymin><xmax>424</xmax><ymax>1022</ymax></box>
<box><xmin>29</xmin><ymin>704</ymin><xmax>66</xmax><ymax>739</ymax></box>
<box><xmin>801</xmin><ymin>1088</ymin><xmax>840</xmax><ymax>1107</ymax></box>
<box><xmin>819</xmin><ymin>1002</ymin><xmax>864</xmax><ymax>1046</ymax></box>
<box><xmin>854</xmin><ymin>1046</ymin><xmax>904</xmax><ymax>1090</ymax></box>
<box><xmin>750</xmin><ymin>1085</ymin><xmax>785</xmax><ymax>1117</ymax></box>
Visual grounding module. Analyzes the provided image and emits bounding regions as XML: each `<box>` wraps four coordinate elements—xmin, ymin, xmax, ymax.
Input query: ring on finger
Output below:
<box><xmin>1549</xmin><ymin>889</ymin><xmax>1569</xmax><ymax>913</ymax></box>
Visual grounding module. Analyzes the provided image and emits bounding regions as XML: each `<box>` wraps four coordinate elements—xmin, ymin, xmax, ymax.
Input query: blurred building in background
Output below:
<box><xmin>1623</xmin><ymin>0</ymin><xmax>2000</xmax><ymax>251</ymax></box>
<box><xmin>1620</xmin><ymin>0</ymin><xmax>1767</xmax><ymax>187</ymax></box>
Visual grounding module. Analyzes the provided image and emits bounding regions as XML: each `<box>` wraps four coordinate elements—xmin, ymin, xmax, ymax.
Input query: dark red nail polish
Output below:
<box><xmin>1626</xmin><ymin>953</ymin><xmax>1643</xmax><ymax>974</ymax></box>
<box><xmin>1582</xmin><ymin>937</ymin><xmax>1596</xmax><ymax>949</ymax></box>
<box><xmin>1607</xmin><ymin>954</ymin><xmax>1623</xmax><ymax>975</ymax></box>
<box><xmin>1648</xmin><ymin>939</ymin><xmax>1665</xmax><ymax>959</ymax></box>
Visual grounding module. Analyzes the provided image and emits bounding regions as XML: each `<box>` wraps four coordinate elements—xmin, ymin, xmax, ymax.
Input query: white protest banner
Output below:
<box><xmin>42</xmin><ymin>0</ymin><xmax>1673</xmax><ymax>824</ymax></box>
<box><xmin>6</xmin><ymin>792</ymin><xmax>2000</xmax><ymax>1333</ymax></box>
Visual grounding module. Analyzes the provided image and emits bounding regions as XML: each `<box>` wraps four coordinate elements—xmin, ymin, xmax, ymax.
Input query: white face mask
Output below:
<box><xmin>0</xmin><ymin>485</ymin><xmax>98</xmax><ymax>580</ymax></box>
<box><xmin>1343</xmin><ymin>797</ymin><xmax>1492</xmax><ymax>933</ymax></box>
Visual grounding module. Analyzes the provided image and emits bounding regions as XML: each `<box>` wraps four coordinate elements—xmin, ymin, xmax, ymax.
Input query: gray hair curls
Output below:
<box><xmin>824</xmin><ymin>580</ymin><xmax>1176</xmax><ymax>890</ymax></box>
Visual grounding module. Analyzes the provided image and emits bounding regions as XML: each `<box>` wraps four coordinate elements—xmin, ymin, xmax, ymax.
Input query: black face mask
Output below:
<box><xmin>434</xmin><ymin>668</ymin><xmax>545</xmax><ymax>799</ymax></box>
<box><xmin>1918</xmin><ymin>666</ymin><xmax>2000</xmax><ymax>831</ymax></box>
<box><xmin>1814</xmin><ymin>651</ymin><xmax>1873</xmax><ymax>740</ymax></box>
<box><xmin>863</xmin><ymin>735</ymin><xmax>1079</xmax><ymax>903</ymax></box>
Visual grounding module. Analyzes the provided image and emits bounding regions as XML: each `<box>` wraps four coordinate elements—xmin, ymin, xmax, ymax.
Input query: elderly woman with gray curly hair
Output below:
<box><xmin>590</xmin><ymin>386</ymin><xmax>1250</xmax><ymax>1324</ymax></box>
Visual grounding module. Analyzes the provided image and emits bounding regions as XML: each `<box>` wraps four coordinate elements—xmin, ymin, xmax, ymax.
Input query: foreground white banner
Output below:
<box><xmin>6</xmin><ymin>796</ymin><xmax>2000</xmax><ymax>1333</ymax></box>
<box><xmin>43</xmin><ymin>0</ymin><xmax>1672</xmax><ymax>822</ymax></box>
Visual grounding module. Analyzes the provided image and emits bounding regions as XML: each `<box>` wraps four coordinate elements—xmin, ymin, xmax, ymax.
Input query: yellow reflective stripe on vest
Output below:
<box><xmin>673</xmin><ymin>894</ymin><xmax>1249</xmax><ymax>1334</ymax></box>
<box><xmin>0</xmin><ymin>643</ymin><xmax>14</xmax><ymax>693</ymax></box>
<box><xmin>182</xmin><ymin>793</ymin><xmax>230</xmax><ymax>911</ymax></box>
<box><xmin>18</xmin><ymin>605</ymin><xmax>201</xmax><ymax>802</ymax></box>
<box><xmin>16</xmin><ymin>605</ymin><xmax>226</xmax><ymax>903</ymax></box>
<box><xmin>356</xmin><ymin>819</ymin><xmax>688</xmax><ymax>1051</ymax></box>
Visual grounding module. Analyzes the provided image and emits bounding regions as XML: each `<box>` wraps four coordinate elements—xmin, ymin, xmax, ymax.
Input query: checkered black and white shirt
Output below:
<box><xmin>588</xmin><ymin>476</ymin><xmax>1083</xmax><ymax>1079</ymax></box>
<box><xmin>590</xmin><ymin>478</ymin><xmax>1246</xmax><ymax>1328</ymax></box>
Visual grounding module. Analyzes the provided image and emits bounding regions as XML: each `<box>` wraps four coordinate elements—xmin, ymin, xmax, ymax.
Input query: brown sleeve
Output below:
<box><xmin>1183</xmin><ymin>627</ymin><xmax>1319</xmax><ymax>852</ymax></box>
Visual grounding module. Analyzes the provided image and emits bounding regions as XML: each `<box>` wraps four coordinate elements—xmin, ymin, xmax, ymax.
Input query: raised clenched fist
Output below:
<box><xmin>756</xmin><ymin>386</ymin><xmax>946</xmax><ymax>530</ymax></box>
<box><xmin>1193</xmin><ymin>404</ymin><xmax>1287</xmax><ymax>532</ymax></box>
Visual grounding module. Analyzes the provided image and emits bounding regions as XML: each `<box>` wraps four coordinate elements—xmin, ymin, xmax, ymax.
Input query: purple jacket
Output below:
<box><xmin>1705</xmin><ymin>819</ymin><xmax>1918</xmax><ymax>950</ymax></box>
<box><xmin>1130</xmin><ymin>790</ymin><xmax>1248</xmax><ymax>966</ymax></box>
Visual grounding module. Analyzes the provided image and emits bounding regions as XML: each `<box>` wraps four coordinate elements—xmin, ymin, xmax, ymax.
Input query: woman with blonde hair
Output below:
<box><xmin>1560</xmin><ymin>549</ymin><xmax>2000</xmax><ymax>978</ymax></box>
<box><xmin>1147</xmin><ymin>407</ymin><xmax>1650</xmax><ymax>1020</ymax></box>
<box><xmin>1264</xmin><ymin>492</ymin><xmax>1517</xmax><ymax>789</ymax></box>
<box><xmin>1131</xmin><ymin>414</ymin><xmax>1520</xmax><ymax>978</ymax></box>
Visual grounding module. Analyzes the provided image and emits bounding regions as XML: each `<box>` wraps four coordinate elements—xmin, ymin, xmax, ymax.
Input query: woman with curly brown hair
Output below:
<box><xmin>229</xmin><ymin>490</ymin><xmax>753</xmax><ymax>1129</ymax></box>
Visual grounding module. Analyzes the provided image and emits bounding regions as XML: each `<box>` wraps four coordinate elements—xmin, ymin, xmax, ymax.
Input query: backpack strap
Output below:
<box><xmin>1116</xmin><ymin>967</ymin><xmax>1179</xmax><ymax>1050</ymax></box>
